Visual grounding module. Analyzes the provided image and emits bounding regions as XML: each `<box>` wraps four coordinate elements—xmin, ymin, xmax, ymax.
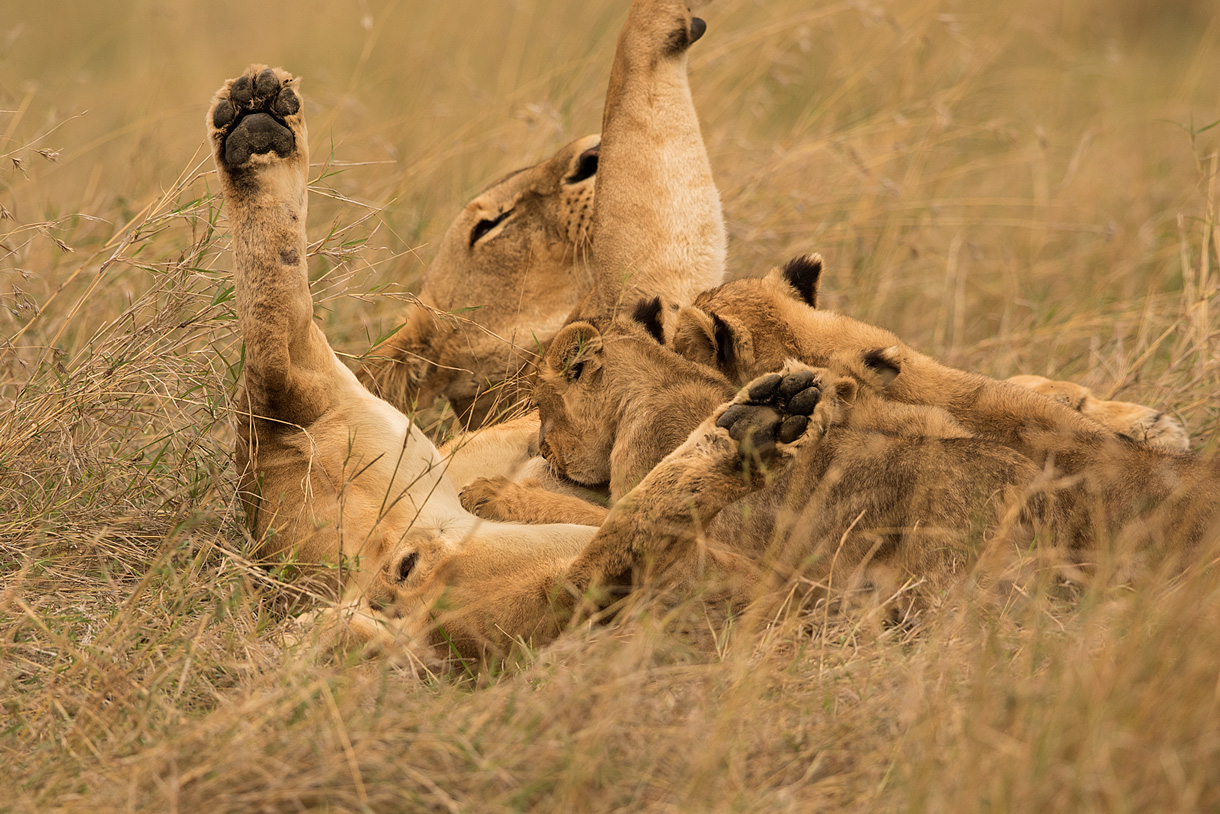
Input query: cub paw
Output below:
<box><xmin>460</xmin><ymin>476</ymin><xmax>515</xmax><ymax>520</ymax></box>
<box><xmin>1007</xmin><ymin>374</ymin><xmax>1190</xmax><ymax>451</ymax></box>
<box><xmin>208</xmin><ymin>65</ymin><xmax>302</xmax><ymax>169</ymax></box>
<box><xmin>715</xmin><ymin>362</ymin><xmax>828</xmax><ymax>466</ymax></box>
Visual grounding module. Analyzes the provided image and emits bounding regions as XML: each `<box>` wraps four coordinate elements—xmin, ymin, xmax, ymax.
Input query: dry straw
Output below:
<box><xmin>1</xmin><ymin>0</ymin><xmax>1217</xmax><ymax>810</ymax></box>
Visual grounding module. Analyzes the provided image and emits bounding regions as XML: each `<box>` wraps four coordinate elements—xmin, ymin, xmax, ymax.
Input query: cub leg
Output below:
<box><xmin>1006</xmin><ymin>374</ymin><xmax>1189</xmax><ymax>451</ymax></box>
<box><xmin>584</xmin><ymin>0</ymin><xmax>725</xmax><ymax>316</ymax></box>
<box><xmin>460</xmin><ymin>476</ymin><xmax>611</xmax><ymax>527</ymax></box>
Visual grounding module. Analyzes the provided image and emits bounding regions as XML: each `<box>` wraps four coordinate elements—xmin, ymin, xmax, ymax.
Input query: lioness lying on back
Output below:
<box><xmin>209</xmin><ymin>0</ymin><xmax>753</xmax><ymax>663</ymax></box>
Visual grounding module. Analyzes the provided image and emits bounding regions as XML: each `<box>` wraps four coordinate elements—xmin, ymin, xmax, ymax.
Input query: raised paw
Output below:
<box><xmin>714</xmin><ymin>362</ymin><xmax>834</xmax><ymax>466</ymax></box>
<box><xmin>623</xmin><ymin>0</ymin><xmax>708</xmax><ymax>59</ymax></box>
<box><xmin>208</xmin><ymin>65</ymin><xmax>303</xmax><ymax>169</ymax></box>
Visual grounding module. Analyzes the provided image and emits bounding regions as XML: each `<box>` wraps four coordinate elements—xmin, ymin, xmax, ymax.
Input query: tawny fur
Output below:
<box><xmin>673</xmin><ymin>255</ymin><xmax>1219</xmax><ymax>553</ymax></box>
<box><xmin>360</xmin><ymin>0</ymin><xmax>726</xmax><ymax>424</ymax></box>
<box><xmin>208</xmin><ymin>65</ymin><xmax>597</xmax><ymax>603</ymax></box>
<box><xmin>1006</xmin><ymin>374</ymin><xmax>1189</xmax><ymax>451</ymax></box>
<box><xmin>209</xmin><ymin>0</ymin><xmax>727</xmax><ymax>657</ymax></box>
<box><xmin>357</xmin><ymin>134</ymin><xmax>600</xmax><ymax>426</ymax></box>
<box><xmin>579</xmin><ymin>0</ymin><xmax>725</xmax><ymax>318</ymax></box>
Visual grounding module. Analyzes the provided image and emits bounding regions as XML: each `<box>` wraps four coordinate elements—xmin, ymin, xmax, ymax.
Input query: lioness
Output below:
<box><xmin>356</xmin><ymin>134</ymin><xmax>601</xmax><ymax>426</ymax></box>
<box><xmin>206</xmin><ymin>0</ymin><xmax>720</xmax><ymax>603</ymax></box>
<box><xmin>359</xmin><ymin>0</ymin><xmax>724</xmax><ymax>427</ymax></box>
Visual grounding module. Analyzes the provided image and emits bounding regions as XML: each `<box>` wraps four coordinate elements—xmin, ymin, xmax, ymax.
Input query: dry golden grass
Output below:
<box><xmin>2</xmin><ymin>0</ymin><xmax>1218</xmax><ymax>811</ymax></box>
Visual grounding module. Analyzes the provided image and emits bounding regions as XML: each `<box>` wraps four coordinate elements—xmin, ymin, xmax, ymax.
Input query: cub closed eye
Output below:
<box><xmin>470</xmin><ymin>209</ymin><xmax>513</xmax><ymax>246</ymax></box>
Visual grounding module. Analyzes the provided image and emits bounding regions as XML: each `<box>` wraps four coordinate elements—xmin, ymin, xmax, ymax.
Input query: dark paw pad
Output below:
<box><xmin>224</xmin><ymin>113</ymin><xmax>294</xmax><ymax>166</ymax></box>
<box><xmin>213</xmin><ymin>69</ymin><xmax>299</xmax><ymax>167</ymax></box>
<box><xmin>717</xmin><ymin>369</ymin><xmax>824</xmax><ymax>463</ymax></box>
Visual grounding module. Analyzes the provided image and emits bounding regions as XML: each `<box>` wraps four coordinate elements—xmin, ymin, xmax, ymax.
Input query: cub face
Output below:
<box><xmin>533</xmin><ymin>321</ymin><xmax>619</xmax><ymax>486</ymax></box>
<box><xmin>674</xmin><ymin>253</ymin><xmax>825</xmax><ymax>385</ymax></box>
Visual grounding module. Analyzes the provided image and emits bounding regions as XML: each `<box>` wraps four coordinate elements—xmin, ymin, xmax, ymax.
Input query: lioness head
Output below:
<box><xmin>343</xmin><ymin>523</ymin><xmax>580</xmax><ymax>664</ymax></box>
<box><xmin>360</xmin><ymin>134</ymin><xmax>601</xmax><ymax>425</ymax></box>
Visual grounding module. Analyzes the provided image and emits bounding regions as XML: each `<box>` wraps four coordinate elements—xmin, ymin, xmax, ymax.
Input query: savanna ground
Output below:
<box><xmin>2</xmin><ymin>0</ymin><xmax>1219</xmax><ymax>810</ymax></box>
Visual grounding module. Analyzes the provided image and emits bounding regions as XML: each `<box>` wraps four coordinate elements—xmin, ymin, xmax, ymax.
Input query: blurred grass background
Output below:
<box><xmin>1</xmin><ymin>0</ymin><xmax>1218</xmax><ymax>811</ymax></box>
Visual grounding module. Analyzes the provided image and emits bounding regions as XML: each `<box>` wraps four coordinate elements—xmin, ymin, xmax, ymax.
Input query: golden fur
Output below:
<box><xmin>578</xmin><ymin>0</ymin><xmax>725</xmax><ymax>318</ymax></box>
<box><xmin>208</xmin><ymin>3</ymin><xmax>1214</xmax><ymax>667</ymax></box>
<box><xmin>1006</xmin><ymin>374</ymin><xmax>1188</xmax><ymax>450</ymax></box>
<box><xmin>358</xmin><ymin>0</ymin><xmax>727</xmax><ymax>426</ymax></box>
<box><xmin>207</xmin><ymin>66</ymin><xmax>597</xmax><ymax>601</ymax></box>
<box><xmin>671</xmin><ymin>254</ymin><xmax>1219</xmax><ymax>552</ymax></box>
<box><xmin>206</xmin><ymin>0</ymin><xmax>724</xmax><ymax>632</ymax></box>
<box><xmin>357</xmin><ymin>134</ymin><xmax>600</xmax><ymax>426</ymax></box>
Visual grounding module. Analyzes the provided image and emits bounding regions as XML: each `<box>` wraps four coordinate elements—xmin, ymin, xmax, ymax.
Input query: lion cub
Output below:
<box><xmin>468</xmin><ymin>307</ymin><xmax>1061</xmax><ymax>614</ymax></box>
<box><xmin>671</xmin><ymin>254</ymin><xmax>1219</xmax><ymax>555</ymax></box>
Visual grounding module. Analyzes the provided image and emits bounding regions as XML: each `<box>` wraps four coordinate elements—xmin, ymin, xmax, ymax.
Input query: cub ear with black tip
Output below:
<box><xmin>631</xmin><ymin>296</ymin><xmax>666</xmax><ymax>344</ymax></box>
<box><xmin>862</xmin><ymin>345</ymin><xmax>902</xmax><ymax>388</ymax></box>
<box><xmin>690</xmin><ymin>17</ymin><xmax>707</xmax><ymax>44</ymax></box>
<box><xmin>833</xmin><ymin>377</ymin><xmax>859</xmax><ymax>407</ymax></box>
<box><xmin>779</xmin><ymin>253</ymin><xmax>824</xmax><ymax>308</ymax></box>
<box><xmin>673</xmin><ymin>306</ymin><xmax>718</xmax><ymax>366</ymax></box>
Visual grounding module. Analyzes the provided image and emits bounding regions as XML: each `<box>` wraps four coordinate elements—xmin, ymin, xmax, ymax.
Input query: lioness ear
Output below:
<box><xmin>547</xmin><ymin>321</ymin><xmax>604</xmax><ymax>382</ymax></box>
<box><xmin>768</xmin><ymin>253</ymin><xmax>823</xmax><ymax>308</ymax></box>
<box><xmin>631</xmin><ymin>296</ymin><xmax>666</xmax><ymax>344</ymax></box>
<box><xmin>862</xmin><ymin>345</ymin><xmax>902</xmax><ymax>388</ymax></box>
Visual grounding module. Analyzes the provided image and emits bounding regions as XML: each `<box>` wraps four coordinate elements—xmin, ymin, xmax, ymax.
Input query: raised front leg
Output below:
<box><xmin>583</xmin><ymin>0</ymin><xmax>725</xmax><ymax>316</ymax></box>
